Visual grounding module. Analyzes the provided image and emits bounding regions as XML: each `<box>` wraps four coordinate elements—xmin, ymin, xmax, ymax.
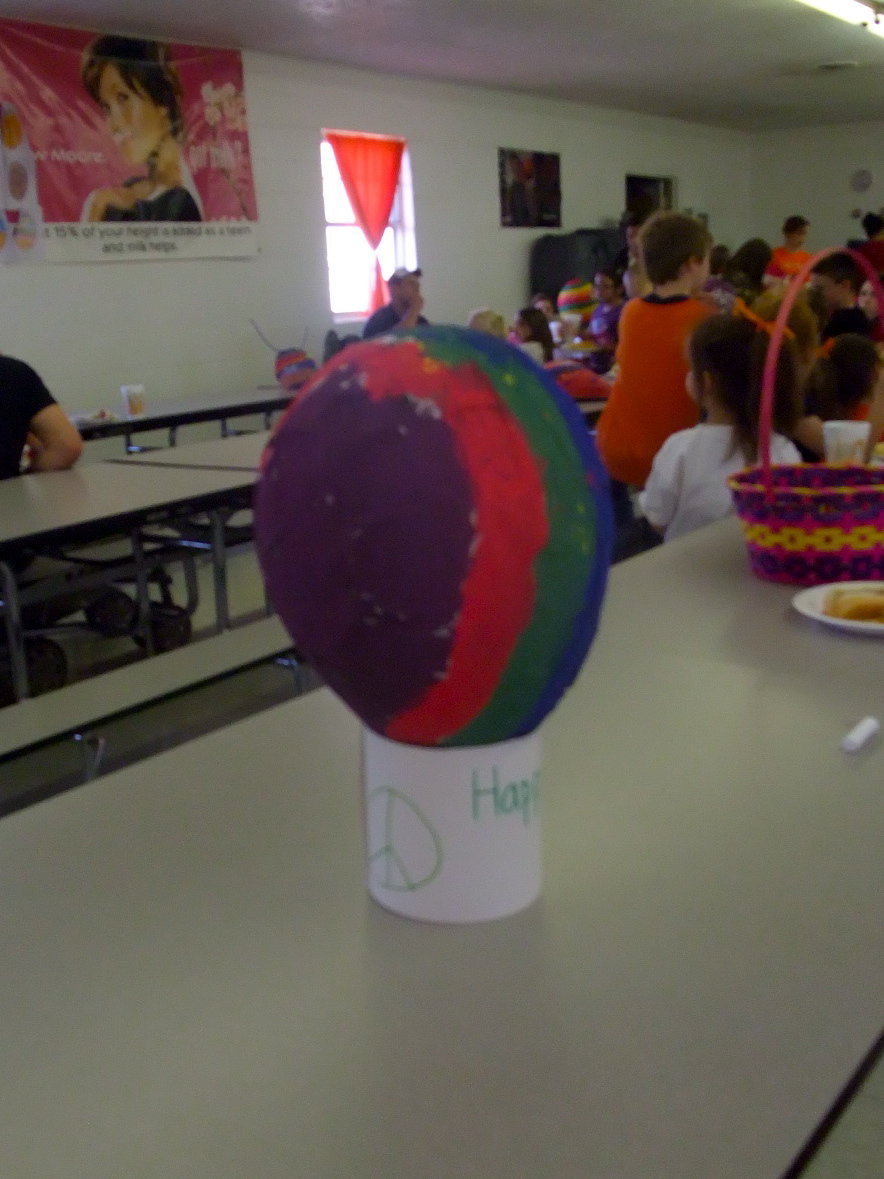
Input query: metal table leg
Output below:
<box><xmin>74</xmin><ymin>732</ymin><xmax>107</xmax><ymax>780</ymax></box>
<box><xmin>130</xmin><ymin>530</ymin><xmax>155</xmax><ymax>655</ymax></box>
<box><xmin>0</xmin><ymin>560</ymin><xmax>29</xmax><ymax>701</ymax></box>
<box><xmin>209</xmin><ymin>509</ymin><xmax>230</xmax><ymax>632</ymax></box>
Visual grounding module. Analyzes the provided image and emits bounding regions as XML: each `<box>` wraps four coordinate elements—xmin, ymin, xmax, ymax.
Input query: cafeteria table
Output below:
<box><xmin>71</xmin><ymin>385</ymin><xmax>293</xmax><ymax>452</ymax></box>
<box><xmin>575</xmin><ymin>395</ymin><xmax>607</xmax><ymax>424</ymax></box>
<box><xmin>110</xmin><ymin>429</ymin><xmax>271</xmax><ymax>471</ymax></box>
<box><xmin>0</xmin><ymin>516</ymin><xmax>880</xmax><ymax>1178</ymax></box>
<box><xmin>0</xmin><ymin>462</ymin><xmax>256</xmax><ymax>699</ymax></box>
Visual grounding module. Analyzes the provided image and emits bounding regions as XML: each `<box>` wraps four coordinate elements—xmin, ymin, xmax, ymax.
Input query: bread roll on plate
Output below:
<box><xmin>823</xmin><ymin>586</ymin><xmax>884</xmax><ymax>623</ymax></box>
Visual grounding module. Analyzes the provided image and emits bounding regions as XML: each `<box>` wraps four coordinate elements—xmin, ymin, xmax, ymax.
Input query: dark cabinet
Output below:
<box><xmin>529</xmin><ymin>227</ymin><xmax>624</xmax><ymax>300</ymax></box>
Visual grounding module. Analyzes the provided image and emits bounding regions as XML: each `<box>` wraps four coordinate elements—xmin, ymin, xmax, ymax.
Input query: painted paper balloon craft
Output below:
<box><xmin>254</xmin><ymin>325</ymin><xmax>612</xmax><ymax>921</ymax></box>
<box><xmin>255</xmin><ymin>325</ymin><xmax>612</xmax><ymax>746</ymax></box>
<box><xmin>556</xmin><ymin>276</ymin><xmax>596</xmax><ymax>331</ymax></box>
<box><xmin>250</xmin><ymin>319</ymin><xmax>317</xmax><ymax>392</ymax></box>
<box><xmin>274</xmin><ymin>347</ymin><xmax>316</xmax><ymax>392</ymax></box>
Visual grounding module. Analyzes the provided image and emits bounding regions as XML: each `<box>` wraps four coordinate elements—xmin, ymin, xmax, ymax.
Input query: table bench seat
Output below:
<box><xmin>0</xmin><ymin>615</ymin><xmax>299</xmax><ymax>769</ymax></box>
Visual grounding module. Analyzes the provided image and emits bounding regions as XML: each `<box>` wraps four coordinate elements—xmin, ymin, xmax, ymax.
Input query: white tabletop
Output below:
<box><xmin>0</xmin><ymin>462</ymin><xmax>256</xmax><ymax>550</ymax></box>
<box><xmin>71</xmin><ymin>386</ymin><xmax>290</xmax><ymax>431</ymax></box>
<box><xmin>113</xmin><ymin>430</ymin><xmax>271</xmax><ymax>471</ymax></box>
<box><xmin>140</xmin><ymin>384</ymin><xmax>288</xmax><ymax>415</ymax></box>
<box><xmin>0</xmin><ymin>517</ymin><xmax>881</xmax><ymax>1178</ymax></box>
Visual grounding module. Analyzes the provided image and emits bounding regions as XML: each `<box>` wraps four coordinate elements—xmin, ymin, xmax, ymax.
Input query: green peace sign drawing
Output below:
<box><xmin>366</xmin><ymin>786</ymin><xmax>443</xmax><ymax>892</ymax></box>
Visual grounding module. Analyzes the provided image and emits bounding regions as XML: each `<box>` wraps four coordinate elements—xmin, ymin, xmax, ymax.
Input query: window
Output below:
<box><xmin>320</xmin><ymin>131</ymin><xmax>417</xmax><ymax>319</ymax></box>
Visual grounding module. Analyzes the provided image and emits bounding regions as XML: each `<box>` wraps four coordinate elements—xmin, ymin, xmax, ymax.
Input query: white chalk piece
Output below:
<box><xmin>840</xmin><ymin>716</ymin><xmax>880</xmax><ymax>754</ymax></box>
<box><xmin>362</xmin><ymin>727</ymin><xmax>542</xmax><ymax>923</ymax></box>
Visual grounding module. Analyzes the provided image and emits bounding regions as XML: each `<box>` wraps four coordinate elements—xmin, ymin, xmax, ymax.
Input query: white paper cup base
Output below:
<box><xmin>362</xmin><ymin>728</ymin><xmax>542</xmax><ymax>923</ymax></box>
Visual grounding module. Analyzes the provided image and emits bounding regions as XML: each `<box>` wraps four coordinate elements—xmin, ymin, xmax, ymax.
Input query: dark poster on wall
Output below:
<box><xmin>498</xmin><ymin>148</ymin><xmax>561</xmax><ymax>228</ymax></box>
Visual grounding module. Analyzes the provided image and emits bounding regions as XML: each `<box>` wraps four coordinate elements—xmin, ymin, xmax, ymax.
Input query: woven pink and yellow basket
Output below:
<box><xmin>728</xmin><ymin>247</ymin><xmax>884</xmax><ymax>586</ymax></box>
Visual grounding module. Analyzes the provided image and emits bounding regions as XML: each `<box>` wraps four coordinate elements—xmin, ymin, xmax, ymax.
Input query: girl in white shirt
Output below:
<box><xmin>639</xmin><ymin>312</ymin><xmax>803</xmax><ymax>541</ymax></box>
<box><xmin>511</xmin><ymin>307</ymin><xmax>555</xmax><ymax>364</ymax></box>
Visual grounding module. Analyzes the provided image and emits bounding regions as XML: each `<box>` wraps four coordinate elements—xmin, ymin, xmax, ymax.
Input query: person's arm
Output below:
<box><xmin>636</xmin><ymin>436</ymin><xmax>682</xmax><ymax>536</ymax></box>
<box><xmin>863</xmin><ymin>368</ymin><xmax>884</xmax><ymax>460</ymax></box>
<box><xmin>396</xmin><ymin>291</ymin><xmax>425</xmax><ymax>330</ymax></box>
<box><xmin>791</xmin><ymin>414</ymin><xmax>824</xmax><ymax>459</ymax></box>
<box><xmin>27</xmin><ymin>404</ymin><xmax>84</xmax><ymax>472</ymax></box>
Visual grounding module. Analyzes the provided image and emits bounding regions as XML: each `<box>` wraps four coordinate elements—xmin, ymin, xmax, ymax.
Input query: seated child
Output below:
<box><xmin>750</xmin><ymin>287</ymin><xmax>820</xmax><ymax>384</ymax></box>
<box><xmin>530</xmin><ymin>292</ymin><xmax>557</xmax><ymax>321</ymax></box>
<box><xmin>511</xmin><ymin>306</ymin><xmax>555</xmax><ymax>363</ymax></box>
<box><xmin>586</xmin><ymin>268</ymin><xmax>626</xmax><ymax>374</ymax></box>
<box><xmin>723</xmin><ymin>238</ymin><xmax>772</xmax><ymax>307</ymax></box>
<box><xmin>810</xmin><ymin>253</ymin><xmax>872</xmax><ymax>342</ymax></box>
<box><xmin>638</xmin><ymin>313</ymin><xmax>802</xmax><ymax>541</ymax></box>
<box><xmin>467</xmin><ymin>308</ymin><xmax>507</xmax><ymax>337</ymax></box>
<box><xmin>857</xmin><ymin>212</ymin><xmax>884</xmax><ymax>275</ymax></box>
<box><xmin>857</xmin><ymin>280</ymin><xmax>884</xmax><ymax>344</ymax></box>
<box><xmin>798</xmin><ymin>333</ymin><xmax>883</xmax><ymax>457</ymax></box>
<box><xmin>702</xmin><ymin>243</ymin><xmax>737</xmax><ymax>312</ymax></box>
<box><xmin>747</xmin><ymin>288</ymin><xmax>873</xmax><ymax>461</ymax></box>
<box><xmin>529</xmin><ymin>291</ymin><xmax>561</xmax><ymax>342</ymax></box>
<box><xmin>596</xmin><ymin>210</ymin><xmax>713</xmax><ymax>491</ymax></box>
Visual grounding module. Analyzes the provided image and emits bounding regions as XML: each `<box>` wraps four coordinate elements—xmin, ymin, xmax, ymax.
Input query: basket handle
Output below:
<box><xmin>758</xmin><ymin>246</ymin><xmax>884</xmax><ymax>501</ymax></box>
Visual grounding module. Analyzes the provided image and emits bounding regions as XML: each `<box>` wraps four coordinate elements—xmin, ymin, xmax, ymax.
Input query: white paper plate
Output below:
<box><xmin>70</xmin><ymin>410</ymin><xmax>120</xmax><ymax>424</ymax></box>
<box><xmin>792</xmin><ymin>581</ymin><xmax>884</xmax><ymax>636</ymax></box>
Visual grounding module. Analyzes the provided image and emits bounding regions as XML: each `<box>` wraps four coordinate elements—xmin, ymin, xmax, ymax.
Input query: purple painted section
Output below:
<box><xmin>255</xmin><ymin>370</ymin><xmax>474</xmax><ymax>733</ymax></box>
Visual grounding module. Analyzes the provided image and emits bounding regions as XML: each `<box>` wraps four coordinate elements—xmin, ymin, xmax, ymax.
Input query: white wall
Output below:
<box><xmin>750</xmin><ymin>121</ymin><xmax>884</xmax><ymax>252</ymax></box>
<box><xmin>2</xmin><ymin>51</ymin><xmax>754</xmax><ymax>411</ymax></box>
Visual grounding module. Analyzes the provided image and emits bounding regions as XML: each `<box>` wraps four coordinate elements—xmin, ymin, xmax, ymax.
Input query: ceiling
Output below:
<box><xmin>4</xmin><ymin>0</ymin><xmax>884</xmax><ymax>130</ymax></box>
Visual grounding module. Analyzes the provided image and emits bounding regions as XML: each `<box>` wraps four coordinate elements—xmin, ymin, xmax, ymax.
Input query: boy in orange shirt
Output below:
<box><xmin>596</xmin><ymin>211</ymin><xmax>712</xmax><ymax>550</ymax></box>
<box><xmin>764</xmin><ymin>215</ymin><xmax>811</xmax><ymax>286</ymax></box>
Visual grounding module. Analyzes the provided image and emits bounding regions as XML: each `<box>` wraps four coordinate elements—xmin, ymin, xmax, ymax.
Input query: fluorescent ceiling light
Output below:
<box><xmin>795</xmin><ymin>0</ymin><xmax>884</xmax><ymax>38</ymax></box>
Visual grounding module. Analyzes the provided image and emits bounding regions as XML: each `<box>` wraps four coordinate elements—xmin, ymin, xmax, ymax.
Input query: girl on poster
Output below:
<box><xmin>79</xmin><ymin>35</ymin><xmax>203</xmax><ymax>222</ymax></box>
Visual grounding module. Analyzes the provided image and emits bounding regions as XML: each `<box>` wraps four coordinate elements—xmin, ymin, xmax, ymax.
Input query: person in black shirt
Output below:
<box><xmin>0</xmin><ymin>357</ymin><xmax>83</xmax><ymax>480</ymax></box>
<box><xmin>810</xmin><ymin>252</ymin><xmax>872</xmax><ymax>342</ymax></box>
<box><xmin>363</xmin><ymin>268</ymin><xmax>428</xmax><ymax>339</ymax></box>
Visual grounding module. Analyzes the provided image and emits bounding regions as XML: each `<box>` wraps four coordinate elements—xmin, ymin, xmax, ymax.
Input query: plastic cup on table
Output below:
<box><xmin>120</xmin><ymin>384</ymin><xmax>146</xmax><ymax>418</ymax></box>
<box><xmin>822</xmin><ymin>420</ymin><xmax>870</xmax><ymax>465</ymax></box>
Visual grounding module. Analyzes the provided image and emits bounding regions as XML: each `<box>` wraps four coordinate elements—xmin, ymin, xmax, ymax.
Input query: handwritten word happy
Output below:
<box><xmin>471</xmin><ymin>766</ymin><xmax>540</xmax><ymax>826</ymax></box>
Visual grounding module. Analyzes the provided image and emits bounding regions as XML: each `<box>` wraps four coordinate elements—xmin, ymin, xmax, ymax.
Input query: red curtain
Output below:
<box><xmin>325</xmin><ymin>130</ymin><xmax>406</xmax><ymax>312</ymax></box>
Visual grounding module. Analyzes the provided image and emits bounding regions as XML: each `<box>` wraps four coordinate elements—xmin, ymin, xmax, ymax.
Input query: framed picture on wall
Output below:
<box><xmin>498</xmin><ymin>148</ymin><xmax>561</xmax><ymax>228</ymax></box>
<box><xmin>624</xmin><ymin>174</ymin><xmax>675</xmax><ymax>223</ymax></box>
